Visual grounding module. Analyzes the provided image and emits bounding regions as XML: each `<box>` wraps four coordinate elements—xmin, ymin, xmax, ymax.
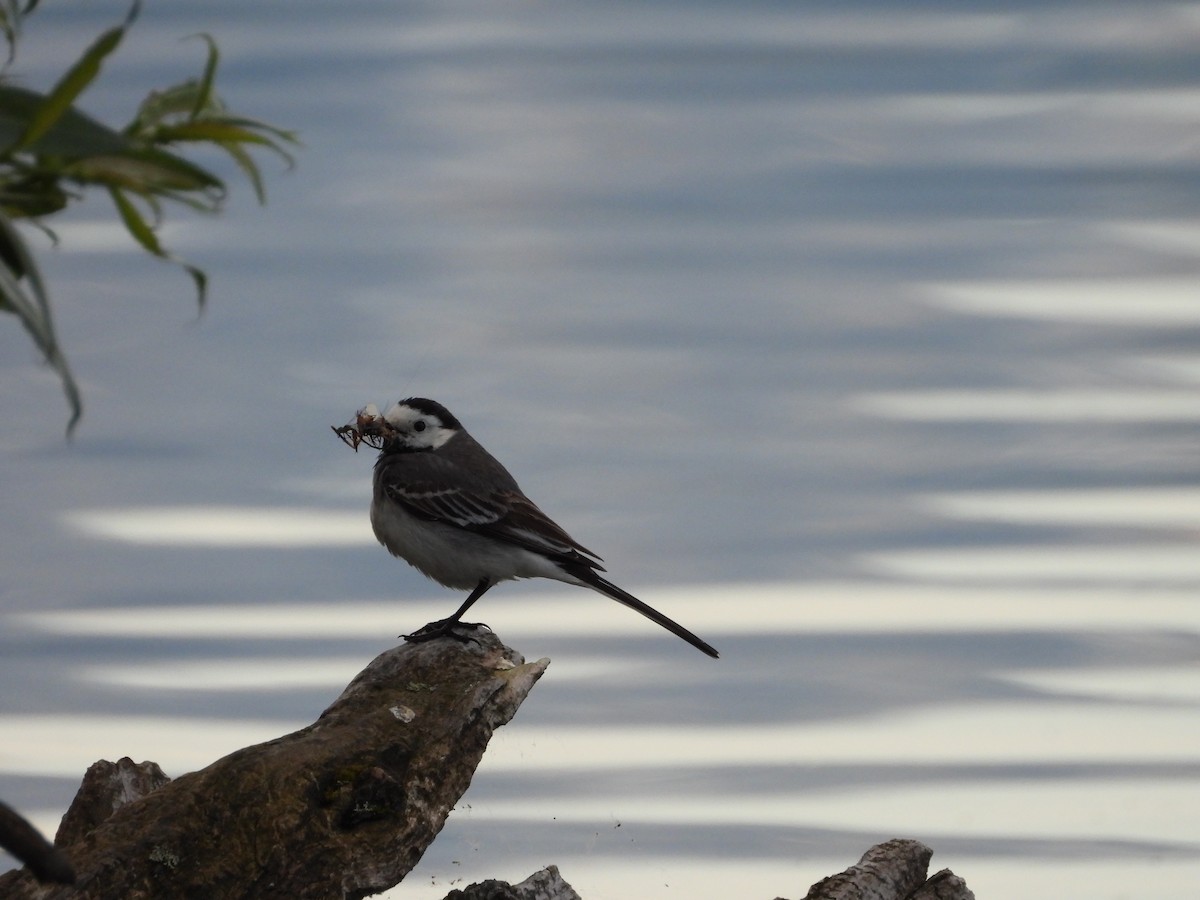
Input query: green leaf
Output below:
<box><xmin>220</xmin><ymin>139</ymin><xmax>266</xmax><ymax>204</ymax></box>
<box><xmin>1</xmin><ymin>7</ymin><xmax>296</xmax><ymax>436</ymax></box>
<box><xmin>150</xmin><ymin>119</ymin><xmax>277</xmax><ymax>146</ymax></box>
<box><xmin>9</xmin><ymin>2</ymin><xmax>141</xmax><ymax>152</ymax></box>
<box><xmin>109</xmin><ymin>186</ymin><xmax>207</xmax><ymax>308</ymax></box>
<box><xmin>2</xmin><ymin>2</ymin><xmax>21</xmax><ymax>64</ymax></box>
<box><xmin>108</xmin><ymin>186</ymin><xmax>158</xmax><ymax>252</ymax></box>
<box><xmin>218</xmin><ymin>115</ymin><xmax>300</xmax><ymax>150</ymax></box>
<box><xmin>66</xmin><ymin>146</ymin><xmax>225</xmax><ymax>196</ymax></box>
<box><xmin>0</xmin><ymin>171</ymin><xmax>70</xmax><ymax>219</ymax></box>
<box><xmin>0</xmin><ymin>84</ymin><xmax>131</xmax><ymax>157</ymax></box>
<box><xmin>0</xmin><ymin>209</ymin><xmax>51</xmax><ymax>332</ymax></box>
<box><xmin>128</xmin><ymin>82</ymin><xmax>204</xmax><ymax>134</ymax></box>
<box><xmin>2</xmin><ymin>1</ymin><xmax>45</xmax><ymax>67</ymax></box>
<box><xmin>187</xmin><ymin>33</ymin><xmax>219</xmax><ymax>120</ymax></box>
<box><xmin>0</xmin><ymin>211</ymin><xmax>82</xmax><ymax>434</ymax></box>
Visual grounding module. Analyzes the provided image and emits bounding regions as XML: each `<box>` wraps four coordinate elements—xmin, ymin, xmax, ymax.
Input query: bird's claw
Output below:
<box><xmin>402</xmin><ymin>618</ymin><xmax>489</xmax><ymax>645</ymax></box>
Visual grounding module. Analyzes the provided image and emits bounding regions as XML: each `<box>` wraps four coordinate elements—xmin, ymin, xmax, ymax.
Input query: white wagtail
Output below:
<box><xmin>334</xmin><ymin>397</ymin><xmax>719</xmax><ymax>658</ymax></box>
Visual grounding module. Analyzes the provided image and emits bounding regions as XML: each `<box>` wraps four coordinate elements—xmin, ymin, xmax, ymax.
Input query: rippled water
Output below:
<box><xmin>2</xmin><ymin>2</ymin><xmax>1198</xmax><ymax>897</ymax></box>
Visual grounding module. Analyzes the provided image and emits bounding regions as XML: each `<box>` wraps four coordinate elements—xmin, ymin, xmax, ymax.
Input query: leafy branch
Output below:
<box><xmin>0</xmin><ymin>0</ymin><xmax>298</xmax><ymax>434</ymax></box>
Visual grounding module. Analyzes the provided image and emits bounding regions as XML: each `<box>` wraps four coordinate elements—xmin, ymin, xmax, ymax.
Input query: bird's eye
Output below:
<box><xmin>413</xmin><ymin>420</ymin><xmax>427</xmax><ymax>432</ymax></box>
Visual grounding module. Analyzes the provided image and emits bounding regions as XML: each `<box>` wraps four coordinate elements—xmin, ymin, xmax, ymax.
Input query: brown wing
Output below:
<box><xmin>383</xmin><ymin>479</ymin><xmax>604</xmax><ymax>571</ymax></box>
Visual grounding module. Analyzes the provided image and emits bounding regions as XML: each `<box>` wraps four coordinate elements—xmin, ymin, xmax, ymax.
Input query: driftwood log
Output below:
<box><xmin>0</xmin><ymin>630</ymin><xmax>548</xmax><ymax>899</ymax></box>
<box><xmin>798</xmin><ymin>838</ymin><xmax>974</xmax><ymax>900</ymax></box>
<box><xmin>443</xmin><ymin>864</ymin><xmax>582</xmax><ymax>900</ymax></box>
<box><xmin>0</xmin><ymin>800</ymin><xmax>76</xmax><ymax>885</ymax></box>
<box><xmin>440</xmin><ymin>838</ymin><xmax>973</xmax><ymax>900</ymax></box>
<box><xmin>0</xmin><ymin>629</ymin><xmax>974</xmax><ymax>900</ymax></box>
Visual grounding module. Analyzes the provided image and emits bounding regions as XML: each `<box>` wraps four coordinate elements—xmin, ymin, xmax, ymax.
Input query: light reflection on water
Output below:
<box><xmin>5</xmin><ymin>578</ymin><xmax>1199</xmax><ymax>899</ymax></box>
<box><xmin>920</xmin><ymin>489</ymin><xmax>1200</xmax><ymax>528</ymax></box>
<box><xmin>64</xmin><ymin>506</ymin><xmax>371</xmax><ymax>546</ymax></box>
<box><xmin>2</xmin><ymin>2</ymin><xmax>1200</xmax><ymax>898</ymax></box>
<box><xmin>868</xmin><ymin>545</ymin><xmax>1200</xmax><ymax>581</ymax></box>
<box><xmin>12</xmin><ymin>675</ymin><xmax>1190</xmax><ymax>778</ymax></box>
<box><xmin>456</xmin><ymin>777</ymin><xmax>1199</xmax><ymax>843</ymax></box>
<box><xmin>16</xmin><ymin>581</ymin><xmax>1200</xmax><ymax>637</ymax></box>
<box><xmin>855</xmin><ymin>390</ymin><xmax>1200</xmax><ymax>422</ymax></box>
<box><xmin>919</xmin><ymin>279</ymin><xmax>1200</xmax><ymax>324</ymax></box>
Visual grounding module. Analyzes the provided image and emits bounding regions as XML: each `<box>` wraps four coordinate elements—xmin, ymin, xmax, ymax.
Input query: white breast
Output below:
<box><xmin>369</xmin><ymin>498</ymin><xmax>576</xmax><ymax>590</ymax></box>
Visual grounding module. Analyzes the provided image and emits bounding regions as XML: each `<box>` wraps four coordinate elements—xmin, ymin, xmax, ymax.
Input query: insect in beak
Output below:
<box><xmin>331</xmin><ymin>403</ymin><xmax>396</xmax><ymax>452</ymax></box>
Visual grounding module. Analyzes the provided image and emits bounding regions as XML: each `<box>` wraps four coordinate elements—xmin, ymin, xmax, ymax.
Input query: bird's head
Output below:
<box><xmin>379</xmin><ymin>397</ymin><xmax>461</xmax><ymax>451</ymax></box>
<box><xmin>333</xmin><ymin>397</ymin><xmax>463</xmax><ymax>453</ymax></box>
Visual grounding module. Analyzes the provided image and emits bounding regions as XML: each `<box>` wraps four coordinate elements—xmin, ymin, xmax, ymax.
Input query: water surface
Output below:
<box><xmin>2</xmin><ymin>2</ymin><xmax>1198</xmax><ymax>897</ymax></box>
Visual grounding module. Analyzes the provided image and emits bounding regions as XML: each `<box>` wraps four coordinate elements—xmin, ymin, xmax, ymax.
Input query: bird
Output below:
<box><xmin>348</xmin><ymin>397</ymin><xmax>719</xmax><ymax>658</ymax></box>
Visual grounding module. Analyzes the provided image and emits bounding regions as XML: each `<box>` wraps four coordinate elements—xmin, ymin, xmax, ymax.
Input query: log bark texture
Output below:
<box><xmin>0</xmin><ymin>631</ymin><xmax>548</xmax><ymax>900</ymax></box>
<box><xmin>1</xmin><ymin>633</ymin><xmax>975</xmax><ymax>900</ymax></box>
<box><xmin>800</xmin><ymin>838</ymin><xmax>974</xmax><ymax>900</ymax></box>
<box><xmin>0</xmin><ymin>800</ymin><xmax>75</xmax><ymax>885</ymax></box>
<box><xmin>441</xmin><ymin>864</ymin><xmax>582</xmax><ymax>900</ymax></box>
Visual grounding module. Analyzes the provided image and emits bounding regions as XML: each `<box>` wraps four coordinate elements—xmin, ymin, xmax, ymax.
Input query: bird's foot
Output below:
<box><xmin>402</xmin><ymin>618</ymin><xmax>488</xmax><ymax>645</ymax></box>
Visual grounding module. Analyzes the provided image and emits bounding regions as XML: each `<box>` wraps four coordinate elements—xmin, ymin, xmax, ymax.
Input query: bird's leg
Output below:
<box><xmin>403</xmin><ymin>579</ymin><xmax>493</xmax><ymax>644</ymax></box>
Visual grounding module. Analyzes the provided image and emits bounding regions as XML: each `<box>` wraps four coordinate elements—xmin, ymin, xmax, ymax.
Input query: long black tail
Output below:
<box><xmin>582</xmin><ymin>573</ymin><xmax>719</xmax><ymax>658</ymax></box>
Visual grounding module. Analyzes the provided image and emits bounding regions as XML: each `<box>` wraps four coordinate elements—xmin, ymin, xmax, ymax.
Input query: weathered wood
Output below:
<box><xmin>0</xmin><ymin>631</ymin><xmax>548</xmax><ymax>900</ymax></box>
<box><xmin>1</xmin><ymin>633</ymin><xmax>975</xmax><ymax>900</ymax></box>
<box><xmin>0</xmin><ymin>800</ymin><xmax>75</xmax><ymax>885</ymax></box>
<box><xmin>54</xmin><ymin>758</ymin><xmax>171</xmax><ymax>848</ymax></box>
<box><xmin>801</xmin><ymin>839</ymin><xmax>974</xmax><ymax>900</ymax></box>
<box><xmin>441</xmin><ymin>864</ymin><xmax>582</xmax><ymax>900</ymax></box>
<box><xmin>909</xmin><ymin>868</ymin><xmax>975</xmax><ymax>900</ymax></box>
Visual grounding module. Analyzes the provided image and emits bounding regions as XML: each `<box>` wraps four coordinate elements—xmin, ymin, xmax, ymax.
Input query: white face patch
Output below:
<box><xmin>382</xmin><ymin>401</ymin><xmax>456</xmax><ymax>450</ymax></box>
